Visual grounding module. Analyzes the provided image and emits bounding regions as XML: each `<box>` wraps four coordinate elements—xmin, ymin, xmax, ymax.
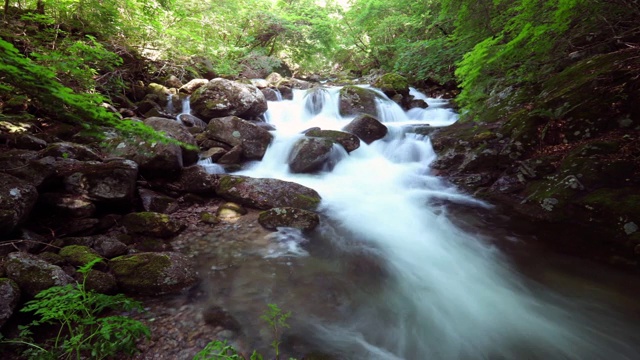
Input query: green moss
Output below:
<box><xmin>294</xmin><ymin>194</ymin><xmax>321</xmax><ymax>210</ymax></box>
<box><xmin>59</xmin><ymin>245</ymin><xmax>103</xmax><ymax>267</ymax></box>
<box><xmin>109</xmin><ymin>253</ymin><xmax>171</xmax><ymax>289</ymax></box>
<box><xmin>373</xmin><ymin>73</ymin><xmax>409</xmax><ymax>95</ymax></box>
<box><xmin>216</xmin><ymin>175</ymin><xmax>246</xmax><ymax>194</ymax></box>
<box><xmin>576</xmin><ymin>188</ymin><xmax>640</xmax><ymax>221</ymax></box>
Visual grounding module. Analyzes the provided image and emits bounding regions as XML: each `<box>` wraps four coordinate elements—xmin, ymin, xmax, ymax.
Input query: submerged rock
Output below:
<box><xmin>258</xmin><ymin>207</ymin><xmax>320</xmax><ymax>231</ymax></box>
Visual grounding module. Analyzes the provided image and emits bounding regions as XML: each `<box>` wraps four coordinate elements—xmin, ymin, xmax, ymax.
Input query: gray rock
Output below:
<box><xmin>40</xmin><ymin>142</ymin><xmax>102</xmax><ymax>161</ymax></box>
<box><xmin>216</xmin><ymin>175</ymin><xmax>321</xmax><ymax>210</ymax></box>
<box><xmin>288</xmin><ymin>137</ymin><xmax>335</xmax><ymax>173</ymax></box>
<box><xmin>5</xmin><ymin>252</ymin><xmax>74</xmax><ymax>297</ymax></box>
<box><xmin>0</xmin><ymin>278</ymin><xmax>20</xmax><ymax>329</ymax></box>
<box><xmin>190</xmin><ymin>78</ymin><xmax>268</xmax><ymax>120</ymax></box>
<box><xmin>342</xmin><ymin>114</ymin><xmax>388</xmax><ymax>144</ymax></box>
<box><xmin>179</xmin><ymin>79</ymin><xmax>209</xmax><ymax>94</ymax></box>
<box><xmin>205</xmin><ymin>116</ymin><xmax>273</xmax><ymax>160</ymax></box>
<box><xmin>144</xmin><ymin>117</ymin><xmax>199</xmax><ymax>166</ymax></box>
<box><xmin>139</xmin><ymin>188</ymin><xmax>179</xmax><ymax>214</ymax></box>
<box><xmin>0</xmin><ymin>173</ymin><xmax>38</xmax><ymax>237</ymax></box>
<box><xmin>338</xmin><ymin>85</ymin><xmax>380</xmax><ymax>117</ymax></box>
<box><xmin>0</xmin><ymin>150</ymin><xmax>55</xmax><ymax>187</ymax></box>
<box><xmin>109</xmin><ymin>252</ymin><xmax>198</xmax><ymax>295</ymax></box>
<box><xmin>62</xmin><ymin>159</ymin><xmax>138</xmax><ymax>206</ymax></box>
<box><xmin>166</xmin><ymin>165</ymin><xmax>219</xmax><ymax>195</ymax></box>
<box><xmin>122</xmin><ymin>212</ymin><xmax>184</xmax><ymax>239</ymax></box>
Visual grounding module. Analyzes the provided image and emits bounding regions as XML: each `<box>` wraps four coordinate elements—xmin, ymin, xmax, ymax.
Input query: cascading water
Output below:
<box><xmin>205</xmin><ymin>86</ymin><xmax>639</xmax><ymax>359</ymax></box>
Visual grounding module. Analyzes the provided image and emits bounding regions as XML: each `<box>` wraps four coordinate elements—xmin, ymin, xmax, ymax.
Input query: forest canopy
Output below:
<box><xmin>2</xmin><ymin>0</ymin><xmax>639</xmax><ymax>122</ymax></box>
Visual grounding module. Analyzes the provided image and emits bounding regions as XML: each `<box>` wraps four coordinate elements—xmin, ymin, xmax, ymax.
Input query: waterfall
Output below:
<box><xmin>231</xmin><ymin>86</ymin><xmax>639</xmax><ymax>359</ymax></box>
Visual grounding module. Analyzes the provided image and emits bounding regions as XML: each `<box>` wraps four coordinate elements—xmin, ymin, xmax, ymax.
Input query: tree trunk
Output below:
<box><xmin>36</xmin><ymin>0</ymin><xmax>44</xmax><ymax>14</ymax></box>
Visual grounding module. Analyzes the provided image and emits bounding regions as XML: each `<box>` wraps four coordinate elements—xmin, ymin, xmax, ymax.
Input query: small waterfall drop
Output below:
<box><xmin>216</xmin><ymin>86</ymin><xmax>640</xmax><ymax>359</ymax></box>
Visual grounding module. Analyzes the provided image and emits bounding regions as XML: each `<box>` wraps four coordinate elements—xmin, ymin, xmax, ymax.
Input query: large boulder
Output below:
<box><xmin>288</xmin><ymin>137</ymin><xmax>335</xmax><ymax>173</ymax></box>
<box><xmin>190</xmin><ymin>78</ymin><xmax>268</xmax><ymax>120</ymax></box>
<box><xmin>204</xmin><ymin>116</ymin><xmax>273</xmax><ymax>160</ymax></box>
<box><xmin>338</xmin><ymin>85</ymin><xmax>380</xmax><ymax>117</ymax></box>
<box><xmin>62</xmin><ymin>159</ymin><xmax>138</xmax><ymax>207</ymax></box>
<box><xmin>258</xmin><ymin>207</ymin><xmax>320</xmax><ymax>231</ymax></box>
<box><xmin>179</xmin><ymin>79</ymin><xmax>209</xmax><ymax>94</ymax></box>
<box><xmin>0</xmin><ymin>278</ymin><xmax>20</xmax><ymax>329</ymax></box>
<box><xmin>0</xmin><ymin>173</ymin><xmax>38</xmax><ymax>237</ymax></box>
<box><xmin>342</xmin><ymin>114</ymin><xmax>388</xmax><ymax>144</ymax></box>
<box><xmin>4</xmin><ymin>252</ymin><xmax>74</xmax><ymax>297</ymax></box>
<box><xmin>104</xmin><ymin>128</ymin><xmax>183</xmax><ymax>177</ymax></box>
<box><xmin>109</xmin><ymin>252</ymin><xmax>198</xmax><ymax>295</ymax></box>
<box><xmin>164</xmin><ymin>165</ymin><xmax>219</xmax><ymax>195</ymax></box>
<box><xmin>216</xmin><ymin>175</ymin><xmax>321</xmax><ymax>210</ymax></box>
<box><xmin>144</xmin><ymin>117</ymin><xmax>199</xmax><ymax>166</ymax></box>
<box><xmin>372</xmin><ymin>73</ymin><xmax>410</xmax><ymax>99</ymax></box>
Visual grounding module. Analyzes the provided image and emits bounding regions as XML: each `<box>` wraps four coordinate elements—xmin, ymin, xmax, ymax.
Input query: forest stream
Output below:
<box><xmin>168</xmin><ymin>87</ymin><xmax>640</xmax><ymax>360</ymax></box>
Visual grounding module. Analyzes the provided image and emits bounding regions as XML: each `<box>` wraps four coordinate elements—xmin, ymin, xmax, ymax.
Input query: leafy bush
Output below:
<box><xmin>0</xmin><ymin>259</ymin><xmax>150</xmax><ymax>360</ymax></box>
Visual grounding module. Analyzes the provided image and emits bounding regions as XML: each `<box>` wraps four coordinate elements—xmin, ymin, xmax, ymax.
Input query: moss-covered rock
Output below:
<box><xmin>4</xmin><ymin>252</ymin><xmax>74</xmax><ymax>297</ymax></box>
<box><xmin>338</xmin><ymin>85</ymin><xmax>381</xmax><ymax>117</ymax></box>
<box><xmin>83</xmin><ymin>269</ymin><xmax>117</xmax><ymax>294</ymax></box>
<box><xmin>122</xmin><ymin>212</ymin><xmax>184</xmax><ymax>239</ymax></box>
<box><xmin>59</xmin><ymin>245</ymin><xmax>104</xmax><ymax>268</ymax></box>
<box><xmin>258</xmin><ymin>207</ymin><xmax>320</xmax><ymax>231</ymax></box>
<box><xmin>215</xmin><ymin>175</ymin><xmax>321</xmax><ymax>210</ymax></box>
<box><xmin>372</xmin><ymin>73</ymin><xmax>410</xmax><ymax>98</ymax></box>
<box><xmin>109</xmin><ymin>252</ymin><xmax>198</xmax><ymax>295</ymax></box>
<box><xmin>304</xmin><ymin>129</ymin><xmax>360</xmax><ymax>153</ymax></box>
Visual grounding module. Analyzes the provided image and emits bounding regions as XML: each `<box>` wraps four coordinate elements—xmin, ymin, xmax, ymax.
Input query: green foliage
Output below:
<box><xmin>193</xmin><ymin>340</ymin><xmax>264</xmax><ymax>360</ymax></box>
<box><xmin>1</xmin><ymin>259</ymin><xmax>150</xmax><ymax>360</ymax></box>
<box><xmin>260</xmin><ymin>303</ymin><xmax>291</xmax><ymax>360</ymax></box>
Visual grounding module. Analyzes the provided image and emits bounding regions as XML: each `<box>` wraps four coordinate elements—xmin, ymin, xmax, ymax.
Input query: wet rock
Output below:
<box><xmin>200</xmin><ymin>147</ymin><xmax>227</xmax><ymax>162</ymax></box>
<box><xmin>408</xmin><ymin>99</ymin><xmax>428</xmax><ymax>109</ymax></box>
<box><xmin>372</xmin><ymin>73</ymin><xmax>410</xmax><ymax>102</ymax></box>
<box><xmin>0</xmin><ymin>173</ymin><xmax>38</xmax><ymax>237</ymax></box>
<box><xmin>5</xmin><ymin>252</ymin><xmax>74</xmax><ymax>297</ymax></box>
<box><xmin>338</xmin><ymin>85</ymin><xmax>380</xmax><ymax>117</ymax></box>
<box><xmin>217</xmin><ymin>145</ymin><xmax>244</xmax><ymax>165</ymax></box>
<box><xmin>304</xmin><ymin>129</ymin><xmax>360</xmax><ymax>153</ymax></box>
<box><xmin>342</xmin><ymin>114</ymin><xmax>388</xmax><ymax>144</ymax></box>
<box><xmin>0</xmin><ymin>278</ymin><xmax>20</xmax><ymax>329</ymax></box>
<box><xmin>216</xmin><ymin>175</ymin><xmax>321</xmax><ymax>210</ymax></box>
<box><xmin>288</xmin><ymin>137</ymin><xmax>335</xmax><ymax>173</ymax></box>
<box><xmin>258</xmin><ymin>207</ymin><xmax>320</xmax><ymax>231</ymax></box>
<box><xmin>190</xmin><ymin>78</ymin><xmax>268</xmax><ymax>120</ymax></box>
<box><xmin>204</xmin><ymin>116</ymin><xmax>273</xmax><ymax>160</ymax></box>
<box><xmin>178</xmin><ymin>114</ymin><xmax>207</xmax><ymax>128</ymax></box>
<box><xmin>109</xmin><ymin>252</ymin><xmax>198</xmax><ymax>295</ymax></box>
<box><xmin>122</xmin><ymin>212</ymin><xmax>184</xmax><ymax>239</ymax></box>
<box><xmin>139</xmin><ymin>188</ymin><xmax>179</xmax><ymax>214</ymax></box>
<box><xmin>144</xmin><ymin>117</ymin><xmax>199</xmax><ymax>166</ymax></box>
<box><xmin>261</xmin><ymin>88</ymin><xmax>281</xmax><ymax>101</ymax></box>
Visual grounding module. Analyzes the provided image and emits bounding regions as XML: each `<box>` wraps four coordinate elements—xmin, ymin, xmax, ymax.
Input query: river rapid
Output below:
<box><xmin>195</xmin><ymin>86</ymin><xmax>640</xmax><ymax>360</ymax></box>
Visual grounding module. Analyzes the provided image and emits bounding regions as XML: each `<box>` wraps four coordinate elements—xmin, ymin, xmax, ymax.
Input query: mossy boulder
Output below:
<box><xmin>0</xmin><ymin>278</ymin><xmax>20</xmax><ymax>329</ymax></box>
<box><xmin>103</xmin><ymin>131</ymin><xmax>183</xmax><ymax>178</ymax></box>
<box><xmin>109</xmin><ymin>252</ymin><xmax>198</xmax><ymax>295</ymax></box>
<box><xmin>338</xmin><ymin>85</ymin><xmax>381</xmax><ymax>117</ymax></box>
<box><xmin>190</xmin><ymin>78</ymin><xmax>268</xmax><ymax>120</ymax></box>
<box><xmin>144</xmin><ymin>117</ymin><xmax>199</xmax><ymax>166</ymax></box>
<box><xmin>216</xmin><ymin>175</ymin><xmax>321</xmax><ymax>210</ymax></box>
<box><xmin>304</xmin><ymin>129</ymin><xmax>360</xmax><ymax>153</ymax></box>
<box><xmin>83</xmin><ymin>270</ymin><xmax>117</xmax><ymax>294</ymax></box>
<box><xmin>4</xmin><ymin>252</ymin><xmax>74</xmax><ymax>297</ymax></box>
<box><xmin>122</xmin><ymin>212</ymin><xmax>184</xmax><ymax>239</ymax></box>
<box><xmin>258</xmin><ymin>207</ymin><xmax>320</xmax><ymax>231</ymax></box>
<box><xmin>372</xmin><ymin>73</ymin><xmax>410</xmax><ymax>98</ymax></box>
<box><xmin>59</xmin><ymin>245</ymin><xmax>104</xmax><ymax>268</ymax></box>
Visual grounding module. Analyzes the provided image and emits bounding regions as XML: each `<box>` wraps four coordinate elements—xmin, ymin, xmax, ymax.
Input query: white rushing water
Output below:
<box><xmin>233</xmin><ymin>86</ymin><xmax>638</xmax><ymax>359</ymax></box>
